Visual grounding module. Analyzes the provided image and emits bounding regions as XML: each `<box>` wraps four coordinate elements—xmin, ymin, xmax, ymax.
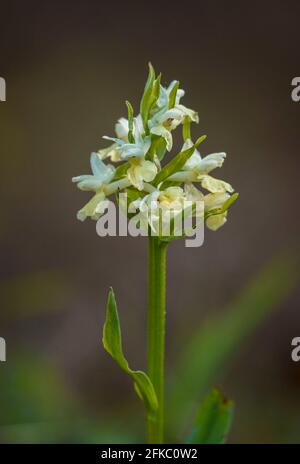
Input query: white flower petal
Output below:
<box><xmin>198</xmin><ymin>152</ymin><xmax>226</xmax><ymax>173</ymax></box>
<box><xmin>127</xmin><ymin>159</ymin><xmax>157</xmax><ymax>190</ymax></box>
<box><xmin>198</xmin><ymin>175</ymin><xmax>234</xmax><ymax>193</ymax></box>
<box><xmin>206</xmin><ymin>212</ymin><xmax>227</xmax><ymax>231</ymax></box>
<box><xmin>115</xmin><ymin>117</ymin><xmax>129</xmax><ymax>140</ymax></box>
<box><xmin>184</xmin><ymin>152</ymin><xmax>202</xmax><ymax>171</ymax></box>
<box><xmin>176</xmin><ymin>104</ymin><xmax>199</xmax><ymax>123</ymax></box>
<box><xmin>76</xmin><ymin>192</ymin><xmax>106</xmax><ymax>221</ymax></box>
<box><xmin>175</xmin><ymin>88</ymin><xmax>185</xmax><ymax>104</ymax></box>
<box><xmin>72</xmin><ymin>175</ymin><xmax>104</xmax><ymax>191</ymax></box>
<box><xmin>127</xmin><ymin>164</ymin><xmax>144</xmax><ymax>190</ymax></box>
<box><xmin>98</xmin><ymin>144</ymin><xmax>121</xmax><ymax>162</ymax></box>
<box><xmin>150</xmin><ymin>126</ymin><xmax>173</xmax><ymax>151</ymax></box>
<box><xmin>102</xmin><ymin>135</ymin><xmax>125</xmax><ymax>146</ymax></box>
<box><xmin>140</xmin><ymin>160</ymin><xmax>157</xmax><ymax>182</ymax></box>
<box><xmin>204</xmin><ymin>192</ymin><xmax>230</xmax><ymax>210</ymax></box>
<box><xmin>184</xmin><ymin>183</ymin><xmax>204</xmax><ymax>202</ymax></box>
<box><xmin>121</xmin><ymin>145</ymin><xmax>146</xmax><ymax>159</ymax></box>
<box><xmin>90</xmin><ymin>152</ymin><xmax>115</xmax><ymax>181</ymax></box>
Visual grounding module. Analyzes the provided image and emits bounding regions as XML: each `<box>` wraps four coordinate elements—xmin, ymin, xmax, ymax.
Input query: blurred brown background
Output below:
<box><xmin>0</xmin><ymin>0</ymin><xmax>300</xmax><ymax>443</ymax></box>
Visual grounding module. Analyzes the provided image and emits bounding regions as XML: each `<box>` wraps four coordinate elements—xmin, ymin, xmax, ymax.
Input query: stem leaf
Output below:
<box><xmin>102</xmin><ymin>288</ymin><xmax>158</xmax><ymax>417</ymax></box>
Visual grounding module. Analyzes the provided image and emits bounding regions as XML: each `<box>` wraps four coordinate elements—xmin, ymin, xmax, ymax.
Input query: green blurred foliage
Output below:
<box><xmin>187</xmin><ymin>388</ymin><xmax>234</xmax><ymax>444</ymax></box>
<box><xmin>0</xmin><ymin>355</ymin><xmax>137</xmax><ymax>443</ymax></box>
<box><xmin>0</xmin><ymin>355</ymin><xmax>77</xmax><ymax>425</ymax></box>
<box><xmin>167</xmin><ymin>251</ymin><xmax>299</xmax><ymax>439</ymax></box>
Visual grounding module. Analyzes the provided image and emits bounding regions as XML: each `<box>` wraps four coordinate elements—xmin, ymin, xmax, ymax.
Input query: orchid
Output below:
<box><xmin>127</xmin><ymin>158</ymin><xmax>157</xmax><ymax>190</ymax></box>
<box><xmin>98</xmin><ymin>118</ymin><xmax>128</xmax><ymax>162</ymax></box>
<box><xmin>72</xmin><ymin>152</ymin><xmax>129</xmax><ymax>221</ymax></box>
<box><xmin>148</xmin><ymin>83</ymin><xmax>198</xmax><ymax>151</ymax></box>
<box><xmin>184</xmin><ymin>182</ymin><xmax>232</xmax><ymax>230</ymax></box>
<box><xmin>72</xmin><ymin>63</ymin><xmax>238</xmax><ymax>444</ymax></box>
<box><xmin>98</xmin><ymin>115</ymin><xmax>145</xmax><ymax>162</ymax></box>
<box><xmin>103</xmin><ymin>117</ymin><xmax>157</xmax><ymax>190</ymax></box>
<box><xmin>102</xmin><ymin>133</ymin><xmax>151</xmax><ymax>159</ymax></box>
<box><xmin>169</xmin><ymin>138</ymin><xmax>234</xmax><ymax>194</ymax></box>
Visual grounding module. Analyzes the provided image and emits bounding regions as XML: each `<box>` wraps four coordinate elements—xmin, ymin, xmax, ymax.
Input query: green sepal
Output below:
<box><xmin>102</xmin><ymin>288</ymin><xmax>158</xmax><ymax>417</ymax></box>
<box><xmin>206</xmin><ymin>192</ymin><xmax>239</xmax><ymax>219</ymax></box>
<box><xmin>186</xmin><ymin>388</ymin><xmax>234</xmax><ymax>444</ymax></box>
<box><xmin>126</xmin><ymin>100</ymin><xmax>134</xmax><ymax>143</ymax></box>
<box><xmin>221</xmin><ymin>192</ymin><xmax>239</xmax><ymax>211</ymax></box>
<box><xmin>168</xmin><ymin>81</ymin><xmax>179</xmax><ymax>108</ymax></box>
<box><xmin>182</xmin><ymin>117</ymin><xmax>191</xmax><ymax>141</ymax></box>
<box><xmin>140</xmin><ymin>63</ymin><xmax>161</xmax><ymax>127</ymax></box>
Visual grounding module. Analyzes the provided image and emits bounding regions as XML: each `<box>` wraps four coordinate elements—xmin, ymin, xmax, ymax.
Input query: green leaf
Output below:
<box><xmin>126</xmin><ymin>101</ymin><xmax>134</xmax><ymax>143</ymax></box>
<box><xmin>159</xmin><ymin>180</ymin><xmax>182</xmax><ymax>190</ymax></box>
<box><xmin>125</xmin><ymin>186</ymin><xmax>144</xmax><ymax>204</ymax></box>
<box><xmin>156</xmin><ymin>137</ymin><xmax>167</xmax><ymax>160</ymax></box>
<box><xmin>114</xmin><ymin>161</ymin><xmax>130</xmax><ymax>179</ymax></box>
<box><xmin>187</xmin><ymin>389</ymin><xmax>234</xmax><ymax>444</ymax></box>
<box><xmin>146</xmin><ymin>135</ymin><xmax>167</xmax><ymax>162</ymax></box>
<box><xmin>168</xmin><ymin>81</ymin><xmax>179</xmax><ymax>108</ymax></box>
<box><xmin>140</xmin><ymin>63</ymin><xmax>161</xmax><ymax>127</ymax></box>
<box><xmin>102</xmin><ymin>288</ymin><xmax>158</xmax><ymax>417</ymax></box>
<box><xmin>153</xmin><ymin>135</ymin><xmax>206</xmax><ymax>186</ymax></box>
<box><xmin>168</xmin><ymin>251</ymin><xmax>299</xmax><ymax>433</ymax></box>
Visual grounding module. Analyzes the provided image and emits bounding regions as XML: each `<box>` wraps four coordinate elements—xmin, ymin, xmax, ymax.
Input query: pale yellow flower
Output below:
<box><xmin>198</xmin><ymin>175</ymin><xmax>233</xmax><ymax>194</ymax></box>
<box><xmin>127</xmin><ymin>158</ymin><xmax>157</xmax><ymax>191</ymax></box>
<box><xmin>204</xmin><ymin>192</ymin><xmax>230</xmax><ymax>231</ymax></box>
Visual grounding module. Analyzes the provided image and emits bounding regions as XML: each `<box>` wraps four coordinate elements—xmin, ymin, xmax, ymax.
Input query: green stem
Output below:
<box><xmin>147</xmin><ymin>236</ymin><xmax>168</xmax><ymax>443</ymax></box>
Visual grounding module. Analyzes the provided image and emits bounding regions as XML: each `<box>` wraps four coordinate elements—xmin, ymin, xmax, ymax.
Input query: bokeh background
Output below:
<box><xmin>0</xmin><ymin>0</ymin><xmax>300</xmax><ymax>443</ymax></box>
